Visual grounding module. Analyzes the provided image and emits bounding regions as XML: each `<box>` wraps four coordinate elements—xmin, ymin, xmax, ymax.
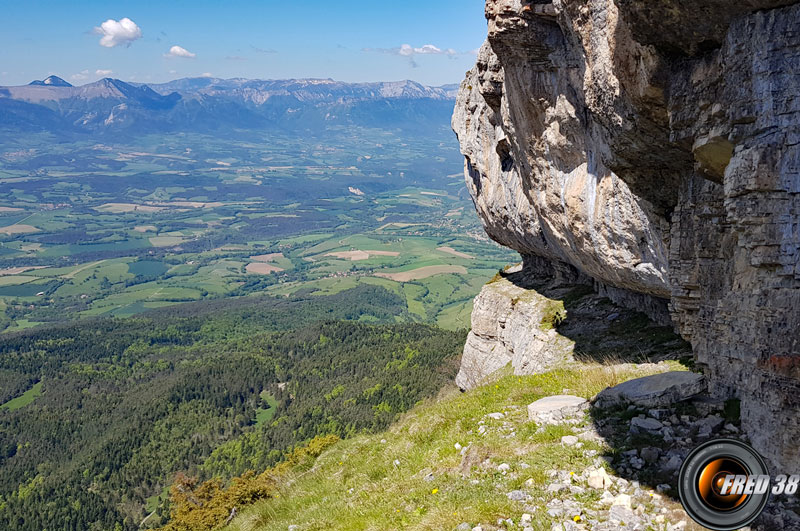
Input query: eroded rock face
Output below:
<box><xmin>456</xmin><ymin>265</ymin><xmax>575</xmax><ymax>390</ymax></box>
<box><xmin>453</xmin><ymin>0</ymin><xmax>800</xmax><ymax>470</ymax></box>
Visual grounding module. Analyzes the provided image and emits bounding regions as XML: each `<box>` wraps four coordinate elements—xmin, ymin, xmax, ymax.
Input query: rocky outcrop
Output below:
<box><xmin>456</xmin><ymin>260</ymin><xmax>691</xmax><ymax>388</ymax></box>
<box><xmin>456</xmin><ymin>265</ymin><xmax>575</xmax><ymax>389</ymax></box>
<box><xmin>453</xmin><ymin>0</ymin><xmax>800</xmax><ymax>470</ymax></box>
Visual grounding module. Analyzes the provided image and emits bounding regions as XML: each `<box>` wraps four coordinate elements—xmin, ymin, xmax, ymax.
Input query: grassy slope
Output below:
<box><xmin>227</xmin><ymin>362</ymin><xmax>686</xmax><ymax>531</ymax></box>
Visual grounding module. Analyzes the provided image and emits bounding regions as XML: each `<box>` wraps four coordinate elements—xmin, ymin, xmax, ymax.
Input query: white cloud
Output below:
<box><xmin>94</xmin><ymin>18</ymin><xmax>142</xmax><ymax>48</ymax></box>
<box><xmin>165</xmin><ymin>45</ymin><xmax>196</xmax><ymax>59</ymax></box>
<box><xmin>364</xmin><ymin>43</ymin><xmax>461</xmax><ymax>67</ymax></box>
<box><xmin>398</xmin><ymin>44</ymin><xmax>457</xmax><ymax>56</ymax></box>
<box><xmin>71</xmin><ymin>69</ymin><xmax>89</xmax><ymax>81</ymax></box>
<box><xmin>96</xmin><ymin>69</ymin><xmax>113</xmax><ymax>76</ymax></box>
<box><xmin>200</xmin><ymin>72</ymin><xmax>213</xmax><ymax>78</ymax></box>
<box><xmin>367</xmin><ymin>44</ymin><xmax>459</xmax><ymax>57</ymax></box>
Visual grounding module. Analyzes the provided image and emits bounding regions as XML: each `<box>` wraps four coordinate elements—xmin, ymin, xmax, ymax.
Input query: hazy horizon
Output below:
<box><xmin>12</xmin><ymin>73</ymin><xmax>464</xmax><ymax>88</ymax></box>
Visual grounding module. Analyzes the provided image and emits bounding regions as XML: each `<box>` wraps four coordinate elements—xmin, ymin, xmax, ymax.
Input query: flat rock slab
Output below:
<box><xmin>630</xmin><ymin>416</ymin><xmax>664</xmax><ymax>434</ymax></box>
<box><xmin>528</xmin><ymin>395</ymin><xmax>588</xmax><ymax>424</ymax></box>
<box><xmin>594</xmin><ymin>371</ymin><xmax>706</xmax><ymax>408</ymax></box>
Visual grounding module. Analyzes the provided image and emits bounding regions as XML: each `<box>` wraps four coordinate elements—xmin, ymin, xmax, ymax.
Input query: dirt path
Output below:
<box><xmin>62</xmin><ymin>260</ymin><xmax>106</xmax><ymax>279</ymax></box>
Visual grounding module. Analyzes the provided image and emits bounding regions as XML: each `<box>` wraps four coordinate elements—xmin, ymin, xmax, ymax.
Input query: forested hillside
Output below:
<box><xmin>0</xmin><ymin>285</ymin><xmax>465</xmax><ymax>529</ymax></box>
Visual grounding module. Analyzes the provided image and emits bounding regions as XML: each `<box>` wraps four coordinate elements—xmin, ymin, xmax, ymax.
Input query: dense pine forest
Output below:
<box><xmin>0</xmin><ymin>286</ymin><xmax>465</xmax><ymax>530</ymax></box>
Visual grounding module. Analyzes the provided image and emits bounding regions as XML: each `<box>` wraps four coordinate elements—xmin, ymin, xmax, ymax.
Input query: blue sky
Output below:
<box><xmin>0</xmin><ymin>0</ymin><xmax>487</xmax><ymax>87</ymax></box>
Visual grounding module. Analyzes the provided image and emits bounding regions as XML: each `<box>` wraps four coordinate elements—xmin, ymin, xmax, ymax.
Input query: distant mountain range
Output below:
<box><xmin>0</xmin><ymin>76</ymin><xmax>459</xmax><ymax>138</ymax></box>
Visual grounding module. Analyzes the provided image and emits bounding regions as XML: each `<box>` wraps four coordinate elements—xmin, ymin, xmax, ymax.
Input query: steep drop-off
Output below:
<box><xmin>453</xmin><ymin>0</ymin><xmax>800</xmax><ymax>471</ymax></box>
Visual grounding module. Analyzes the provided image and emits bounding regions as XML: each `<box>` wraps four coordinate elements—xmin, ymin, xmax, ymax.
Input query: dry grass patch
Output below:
<box><xmin>436</xmin><ymin>246</ymin><xmax>474</xmax><ymax>260</ymax></box>
<box><xmin>375</xmin><ymin>265</ymin><xmax>467</xmax><ymax>282</ymax></box>
<box><xmin>250</xmin><ymin>253</ymin><xmax>284</xmax><ymax>262</ymax></box>
<box><xmin>325</xmin><ymin>250</ymin><xmax>400</xmax><ymax>261</ymax></box>
<box><xmin>245</xmin><ymin>263</ymin><xmax>284</xmax><ymax>274</ymax></box>
<box><xmin>0</xmin><ymin>266</ymin><xmax>46</xmax><ymax>276</ymax></box>
<box><xmin>0</xmin><ymin>224</ymin><xmax>39</xmax><ymax>235</ymax></box>
<box><xmin>134</xmin><ymin>225</ymin><xmax>158</xmax><ymax>233</ymax></box>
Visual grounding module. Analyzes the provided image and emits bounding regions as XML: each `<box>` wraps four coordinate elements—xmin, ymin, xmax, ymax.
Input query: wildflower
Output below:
<box><xmin>431</xmin><ymin>488</ymin><xmax>439</xmax><ymax>494</ymax></box>
<box><xmin>573</xmin><ymin>515</ymin><xmax>581</xmax><ymax>522</ymax></box>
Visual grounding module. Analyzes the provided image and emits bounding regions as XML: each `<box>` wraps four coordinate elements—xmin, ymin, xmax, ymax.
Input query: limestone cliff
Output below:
<box><xmin>453</xmin><ymin>0</ymin><xmax>800</xmax><ymax>470</ymax></box>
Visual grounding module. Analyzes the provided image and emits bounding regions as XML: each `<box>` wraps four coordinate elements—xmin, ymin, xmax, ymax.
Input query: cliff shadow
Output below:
<box><xmin>496</xmin><ymin>261</ymin><xmax>692</xmax><ymax>367</ymax></box>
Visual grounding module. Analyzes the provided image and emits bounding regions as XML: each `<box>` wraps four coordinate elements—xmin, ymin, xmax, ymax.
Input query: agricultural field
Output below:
<box><xmin>0</xmin><ymin>128</ymin><xmax>515</xmax><ymax>331</ymax></box>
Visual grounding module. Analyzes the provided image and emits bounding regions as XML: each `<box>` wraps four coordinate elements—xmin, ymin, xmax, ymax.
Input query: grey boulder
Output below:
<box><xmin>594</xmin><ymin>372</ymin><xmax>705</xmax><ymax>408</ymax></box>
